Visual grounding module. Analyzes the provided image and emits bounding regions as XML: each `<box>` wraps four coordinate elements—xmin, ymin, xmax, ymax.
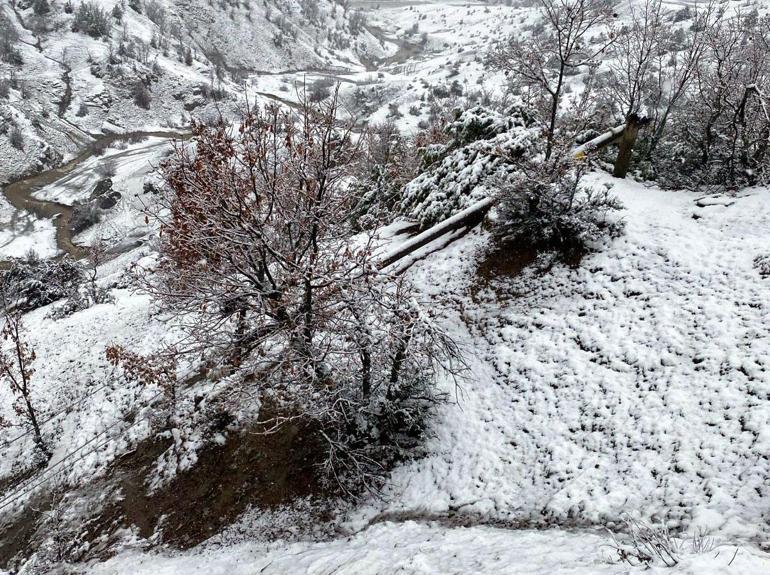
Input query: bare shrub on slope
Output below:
<box><xmin>0</xmin><ymin>290</ymin><xmax>49</xmax><ymax>459</ymax></box>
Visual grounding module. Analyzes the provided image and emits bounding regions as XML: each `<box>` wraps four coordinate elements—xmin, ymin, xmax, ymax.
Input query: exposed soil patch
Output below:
<box><xmin>472</xmin><ymin>241</ymin><xmax>586</xmax><ymax>298</ymax></box>
<box><xmin>87</xmin><ymin>418</ymin><xmax>327</xmax><ymax>553</ymax></box>
<box><xmin>476</xmin><ymin>242</ymin><xmax>540</xmax><ymax>283</ymax></box>
<box><xmin>0</xmin><ymin>486</ymin><xmax>53</xmax><ymax>570</ymax></box>
<box><xmin>0</xmin><ymin>417</ymin><xmax>329</xmax><ymax>567</ymax></box>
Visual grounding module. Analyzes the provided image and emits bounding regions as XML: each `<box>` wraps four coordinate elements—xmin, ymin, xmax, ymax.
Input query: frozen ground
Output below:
<box><xmin>40</xmin><ymin>176</ymin><xmax>770</xmax><ymax>575</ymax></box>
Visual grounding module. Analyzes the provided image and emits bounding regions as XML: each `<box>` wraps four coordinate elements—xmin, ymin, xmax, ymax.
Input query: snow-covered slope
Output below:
<box><xmin>363</xmin><ymin>177</ymin><xmax>770</xmax><ymax>540</ymax></box>
<box><xmin>25</xmin><ymin>176</ymin><xmax>770</xmax><ymax>575</ymax></box>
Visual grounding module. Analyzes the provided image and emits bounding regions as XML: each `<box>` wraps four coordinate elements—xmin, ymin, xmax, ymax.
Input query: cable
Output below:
<box><xmin>0</xmin><ymin>389</ymin><xmax>164</xmax><ymax>513</ymax></box>
<box><xmin>0</xmin><ymin>381</ymin><xmax>114</xmax><ymax>450</ymax></box>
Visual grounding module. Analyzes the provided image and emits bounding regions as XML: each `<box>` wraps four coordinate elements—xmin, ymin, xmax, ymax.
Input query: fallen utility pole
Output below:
<box><xmin>378</xmin><ymin>116</ymin><xmax>649</xmax><ymax>270</ymax></box>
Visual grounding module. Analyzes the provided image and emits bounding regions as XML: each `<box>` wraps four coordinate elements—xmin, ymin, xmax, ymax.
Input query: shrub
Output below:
<box><xmin>9</xmin><ymin>126</ymin><xmax>24</xmax><ymax>150</ymax></box>
<box><xmin>399</xmin><ymin>105</ymin><xmax>539</xmax><ymax>228</ymax></box>
<box><xmin>33</xmin><ymin>0</ymin><xmax>50</xmax><ymax>16</ymax></box>
<box><xmin>495</xmin><ymin>155</ymin><xmax>624</xmax><ymax>258</ymax></box>
<box><xmin>349</xmin><ymin>8</ymin><xmax>366</xmax><ymax>36</ymax></box>
<box><xmin>133</xmin><ymin>82</ymin><xmax>151</xmax><ymax>109</ymax></box>
<box><xmin>0</xmin><ymin>16</ymin><xmax>24</xmax><ymax>66</ymax></box>
<box><xmin>143</xmin><ymin>0</ymin><xmax>166</xmax><ymax>27</ymax></box>
<box><xmin>1</xmin><ymin>253</ymin><xmax>84</xmax><ymax>313</ymax></box>
<box><xmin>754</xmin><ymin>254</ymin><xmax>770</xmax><ymax>278</ymax></box>
<box><xmin>72</xmin><ymin>1</ymin><xmax>111</xmax><ymax>38</ymax></box>
<box><xmin>308</xmin><ymin>78</ymin><xmax>334</xmax><ymax>103</ymax></box>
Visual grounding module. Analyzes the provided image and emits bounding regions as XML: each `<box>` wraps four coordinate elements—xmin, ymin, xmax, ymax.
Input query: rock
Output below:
<box><xmin>90</xmin><ymin>177</ymin><xmax>113</xmax><ymax>199</ymax></box>
<box><xmin>97</xmin><ymin>190</ymin><xmax>122</xmax><ymax>209</ymax></box>
<box><xmin>69</xmin><ymin>202</ymin><xmax>100</xmax><ymax>235</ymax></box>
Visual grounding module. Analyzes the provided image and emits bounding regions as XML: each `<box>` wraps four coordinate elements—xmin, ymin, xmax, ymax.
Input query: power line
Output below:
<box><xmin>0</xmin><ymin>389</ymin><xmax>165</xmax><ymax>514</ymax></box>
<box><xmin>0</xmin><ymin>381</ymin><xmax>116</xmax><ymax>450</ymax></box>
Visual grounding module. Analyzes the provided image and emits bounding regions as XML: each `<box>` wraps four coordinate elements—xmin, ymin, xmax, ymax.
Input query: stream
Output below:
<box><xmin>1</xmin><ymin>131</ymin><xmax>188</xmax><ymax>260</ymax></box>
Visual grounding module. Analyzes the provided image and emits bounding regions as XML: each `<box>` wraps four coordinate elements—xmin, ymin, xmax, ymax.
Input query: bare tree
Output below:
<box><xmin>489</xmin><ymin>0</ymin><xmax>617</xmax><ymax>159</ymax></box>
<box><xmin>0</xmin><ymin>288</ymin><xmax>48</xmax><ymax>458</ymax></box>
<box><xmin>602</xmin><ymin>0</ymin><xmax>666</xmax><ymax>118</ymax></box>
<box><xmin>139</xmin><ymin>91</ymin><xmax>461</xmax><ymax>492</ymax></box>
<box><xmin>643</xmin><ymin>1</ymin><xmax>718</xmax><ymax>159</ymax></box>
<box><xmin>683</xmin><ymin>10</ymin><xmax>770</xmax><ymax>185</ymax></box>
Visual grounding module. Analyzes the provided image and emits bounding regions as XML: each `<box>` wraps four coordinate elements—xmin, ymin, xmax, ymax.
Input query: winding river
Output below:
<box><xmin>1</xmin><ymin>131</ymin><xmax>189</xmax><ymax>260</ymax></box>
<box><xmin>0</xmin><ymin>2</ymin><xmax>428</xmax><ymax>262</ymax></box>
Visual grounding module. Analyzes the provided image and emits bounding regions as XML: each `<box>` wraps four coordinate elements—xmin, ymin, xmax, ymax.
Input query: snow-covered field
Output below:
<box><xmin>362</xmin><ymin>177</ymin><xmax>770</xmax><ymax>538</ymax></box>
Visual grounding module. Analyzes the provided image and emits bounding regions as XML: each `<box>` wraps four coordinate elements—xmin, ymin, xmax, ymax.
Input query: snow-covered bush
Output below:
<box><xmin>9</xmin><ymin>126</ymin><xmax>24</xmax><ymax>150</ymax></box>
<box><xmin>398</xmin><ymin>105</ymin><xmax>541</xmax><ymax>228</ymax></box>
<box><xmin>72</xmin><ymin>1</ymin><xmax>111</xmax><ymax>38</ymax></box>
<box><xmin>143</xmin><ymin>0</ymin><xmax>166</xmax><ymax>28</ymax></box>
<box><xmin>1</xmin><ymin>253</ymin><xmax>84</xmax><ymax>313</ymax></box>
<box><xmin>350</xmin><ymin>120</ymin><xmax>442</xmax><ymax>229</ymax></box>
<box><xmin>606</xmin><ymin>516</ymin><xmax>716</xmax><ymax>568</ymax></box>
<box><xmin>395</xmin><ymin>105</ymin><xmax>622</xmax><ymax>256</ymax></box>
<box><xmin>494</xmin><ymin>157</ymin><xmax>624</xmax><ymax>256</ymax></box>
<box><xmin>133</xmin><ymin>82</ymin><xmax>152</xmax><ymax>109</ymax></box>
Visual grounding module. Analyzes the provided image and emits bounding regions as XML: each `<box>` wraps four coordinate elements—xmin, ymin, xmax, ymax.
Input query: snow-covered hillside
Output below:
<box><xmin>0</xmin><ymin>0</ymin><xmax>387</xmax><ymax>184</ymax></box>
<box><xmin>78</xmin><ymin>177</ymin><xmax>770</xmax><ymax>572</ymax></box>
<box><xmin>1</xmin><ymin>0</ymin><xmax>770</xmax><ymax>572</ymax></box>
<box><xmin>367</xmin><ymin>177</ymin><xmax>770</xmax><ymax>538</ymax></box>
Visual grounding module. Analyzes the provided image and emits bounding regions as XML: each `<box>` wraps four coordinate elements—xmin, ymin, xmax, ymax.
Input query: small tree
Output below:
<box><xmin>601</xmin><ymin>0</ymin><xmax>666</xmax><ymax>118</ymax></box>
<box><xmin>133</xmin><ymin>81</ymin><xmax>151</xmax><ymax>109</ymax></box>
<box><xmin>495</xmin><ymin>151</ymin><xmax>624</xmax><ymax>256</ymax></box>
<box><xmin>0</xmin><ymin>14</ymin><xmax>23</xmax><ymax>66</ymax></box>
<box><xmin>112</xmin><ymin>3</ymin><xmax>123</xmax><ymax>22</ymax></box>
<box><xmin>489</xmin><ymin>0</ymin><xmax>617</xmax><ymax>159</ymax></box>
<box><xmin>144</xmin><ymin>92</ymin><xmax>461</xmax><ymax>492</ymax></box>
<box><xmin>0</xmin><ymin>290</ymin><xmax>48</xmax><ymax>458</ymax></box>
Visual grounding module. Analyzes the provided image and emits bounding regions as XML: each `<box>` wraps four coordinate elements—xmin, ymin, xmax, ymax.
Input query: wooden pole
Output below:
<box><xmin>613</xmin><ymin>114</ymin><xmax>650</xmax><ymax>179</ymax></box>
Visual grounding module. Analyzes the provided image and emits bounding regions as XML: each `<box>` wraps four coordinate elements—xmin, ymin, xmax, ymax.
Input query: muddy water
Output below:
<box><xmin>2</xmin><ymin>130</ymin><xmax>189</xmax><ymax>260</ymax></box>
